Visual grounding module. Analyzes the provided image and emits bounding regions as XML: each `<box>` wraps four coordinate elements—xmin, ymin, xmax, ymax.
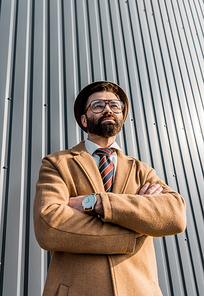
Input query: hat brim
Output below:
<box><xmin>74</xmin><ymin>81</ymin><xmax>129</xmax><ymax>132</ymax></box>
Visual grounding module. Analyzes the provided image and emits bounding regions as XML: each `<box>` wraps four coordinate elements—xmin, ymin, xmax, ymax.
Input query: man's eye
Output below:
<box><xmin>110</xmin><ymin>102</ymin><xmax>120</xmax><ymax>108</ymax></box>
<box><xmin>92</xmin><ymin>102</ymin><xmax>104</xmax><ymax>109</ymax></box>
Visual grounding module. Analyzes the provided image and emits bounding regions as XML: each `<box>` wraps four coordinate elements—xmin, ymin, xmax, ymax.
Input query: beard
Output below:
<box><xmin>86</xmin><ymin>113</ymin><xmax>123</xmax><ymax>138</ymax></box>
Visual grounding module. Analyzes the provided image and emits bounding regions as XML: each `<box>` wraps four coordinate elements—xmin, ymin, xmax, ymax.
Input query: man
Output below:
<box><xmin>34</xmin><ymin>81</ymin><xmax>186</xmax><ymax>296</ymax></box>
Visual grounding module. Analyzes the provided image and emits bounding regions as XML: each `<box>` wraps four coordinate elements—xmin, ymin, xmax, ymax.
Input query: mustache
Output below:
<box><xmin>99</xmin><ymin>113</ymin><xmax>117</xmax><ymax>123</ymax></box>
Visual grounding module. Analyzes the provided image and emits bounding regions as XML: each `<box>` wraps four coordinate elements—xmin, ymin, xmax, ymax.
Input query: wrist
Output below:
<box><xmin>82</xmin><ymin>194</ymin><xmax>97</xmax><ymax>212</ymax></box>
<box><xmin>81</xmin><ymin>193</ymin><xmax>103</xmax><ymax>217</ymax></box>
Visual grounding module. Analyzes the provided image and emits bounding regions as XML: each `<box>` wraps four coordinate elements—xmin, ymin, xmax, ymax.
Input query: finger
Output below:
<box><xmin>153</xmin><ymin>186</ymin><xmax>163</xmax><ymax>194</ymax></box>
<box><xmin>145</xmin><ymin>184</ymin><xmax>161</xmax><ymax>195</ymax></box>
<box><xmin>138</xmin><ymin>183</ymin><xmax>150</xmax><ymax>195</ymax></box>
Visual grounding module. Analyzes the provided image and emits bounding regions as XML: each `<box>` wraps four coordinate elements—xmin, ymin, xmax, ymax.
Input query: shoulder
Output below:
<box><xmin>42</xmin><ymin>141</ymin><xmax>87</xmax><ymax>166</ymax></box>
<box><xmin>118</xmin><ymin>151</ymin><xmax>153</xmax><ymax>174</ymax></box>
<box><xmin>44</xmin><ymin>149</ymin><xmax>72</xmax><ymax>165</ymax></box>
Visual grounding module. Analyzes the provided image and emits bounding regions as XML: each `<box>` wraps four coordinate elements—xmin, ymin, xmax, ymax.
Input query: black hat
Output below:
<box><xmin>74</xmin><ymin>81</ymin><xmax>129</xmax><ymax>132</ymax></box>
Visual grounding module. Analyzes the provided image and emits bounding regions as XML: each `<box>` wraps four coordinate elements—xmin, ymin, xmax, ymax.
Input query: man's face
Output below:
<box><xmin>81</xmin><ymin>92</ymin><xmax>124</xmax><ymax>138</ymax></box>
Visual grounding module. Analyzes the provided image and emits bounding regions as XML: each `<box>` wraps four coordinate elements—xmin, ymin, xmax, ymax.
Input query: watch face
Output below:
<box><xmin>82</xmin><ymin>194</ymin><xmax>96</xmax><ymax>209</ymax></box>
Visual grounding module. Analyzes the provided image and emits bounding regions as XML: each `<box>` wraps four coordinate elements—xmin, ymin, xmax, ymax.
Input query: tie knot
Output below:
<box><xmin>94</xmin><ymin>148</ymin><xmax>115</xmax><ymax>157</ymax></box>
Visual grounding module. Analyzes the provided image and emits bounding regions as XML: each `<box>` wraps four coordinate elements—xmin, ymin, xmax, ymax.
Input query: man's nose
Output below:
<box><xmin>103</xmin><ymin>103</ymin><xmax>113</xmax><ymax>113</ymax></box>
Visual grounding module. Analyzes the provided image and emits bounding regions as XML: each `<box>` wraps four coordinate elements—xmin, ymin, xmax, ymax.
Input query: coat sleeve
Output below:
<box><xmin>33</xmin><ymin>158</ymin><xmax>137</xmax><ymax>254</ymax></box>
<box><xmin>100</xmin><ymin>168</ymin><xmax>186</xmax><ymax>237</ymax></box>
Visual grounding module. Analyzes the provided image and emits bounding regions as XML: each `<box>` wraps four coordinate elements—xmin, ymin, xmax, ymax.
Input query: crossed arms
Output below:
<box><xmin>33</xmin><ymin>156</ymin><xmax>186</xmax><ymax>254</ymax></box>
<box><xmin>68</xmin><ymin>182</ymin><xmax>164</xmax><ymax>236</ymax></box>
<box><xmin>68</xmin><ymin>183</ymin><xmax>163</xmax><ymax>215</ymax></box>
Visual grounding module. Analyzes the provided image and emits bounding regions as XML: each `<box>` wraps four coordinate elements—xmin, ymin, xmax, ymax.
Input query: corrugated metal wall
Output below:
<box><xmin>0</xmin><ymin>0</ymin><xmax>203</xmax><ymax>295</ymax></box>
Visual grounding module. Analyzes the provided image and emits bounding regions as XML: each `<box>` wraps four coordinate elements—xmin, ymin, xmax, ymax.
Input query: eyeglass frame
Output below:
<box><xmin>84</xmin><ymin>99</ymin><xmax>125</xmax><ymax>114</ymax></box>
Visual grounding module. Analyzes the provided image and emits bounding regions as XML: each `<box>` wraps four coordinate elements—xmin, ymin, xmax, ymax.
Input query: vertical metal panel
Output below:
<box><xmin>0</xmin><ymin>0</ymin><xmax>203</xmax><ymax>295</ymax></box>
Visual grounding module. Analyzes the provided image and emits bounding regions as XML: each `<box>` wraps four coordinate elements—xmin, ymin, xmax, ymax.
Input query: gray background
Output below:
<box><xmin>0</xmin><ymin>0</ymin><xmax>203</xmax><ymax>295</ymax></box>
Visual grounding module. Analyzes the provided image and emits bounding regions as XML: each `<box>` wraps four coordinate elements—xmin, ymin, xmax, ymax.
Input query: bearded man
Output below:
<box><xmin>34</xmin><ymin>81</ymin><xmax>186</xmax><ymax>296</ymax></box>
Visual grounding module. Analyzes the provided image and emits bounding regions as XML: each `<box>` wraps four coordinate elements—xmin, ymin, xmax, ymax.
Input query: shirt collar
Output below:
<box><xmin>85</xmin><ymin>139</ymin><xmax>122</xmax><ymax>156</ymax></box>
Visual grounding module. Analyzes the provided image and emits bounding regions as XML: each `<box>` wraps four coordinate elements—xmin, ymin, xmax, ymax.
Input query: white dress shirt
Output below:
<box><xmin>84</xmin><ymin>139</ymin><xmax>122</xmax><ymax>179</ymax></box>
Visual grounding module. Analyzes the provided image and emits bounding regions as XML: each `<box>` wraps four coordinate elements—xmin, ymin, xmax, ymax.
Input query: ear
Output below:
<box><xmin>81</xmin><ymin>114</ymin><xmax>87</xmax><ymax>128</ymax></box>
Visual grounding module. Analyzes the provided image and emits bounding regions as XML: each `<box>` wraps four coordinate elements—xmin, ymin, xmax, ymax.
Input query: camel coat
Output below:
<box><xmin>34</xmin><ymin>141</ymin><xmax>186</xmax><ymax>296</ymax></box>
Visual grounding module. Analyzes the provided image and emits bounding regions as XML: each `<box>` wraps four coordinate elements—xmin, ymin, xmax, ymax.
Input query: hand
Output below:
<box><xmin>68</xmin><ymin>195</ymin><xmax>85</xmax><ymax>212</ymax></box>
<box><xmin>94</xmin><ymin>194</ymin><xmax>104</xmax><ymax>216</ymax></box>
<box><xmin>139</xmin><ymin>183</ymin><xmax>163</xmax><ymax>195</ymax></box>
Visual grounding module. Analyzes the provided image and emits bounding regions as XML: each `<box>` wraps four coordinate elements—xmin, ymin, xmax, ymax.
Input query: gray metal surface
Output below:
<box><xmin>0</xmin><ymin>0</ymin><xmax>203</xmax><ymax>295</ymax></box>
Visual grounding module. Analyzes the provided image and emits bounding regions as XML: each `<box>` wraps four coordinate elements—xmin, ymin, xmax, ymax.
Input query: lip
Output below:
<box><xmin>101</xmin><ymin>118</ymin><xmax>115</xmax><ymax>123</ymax></box>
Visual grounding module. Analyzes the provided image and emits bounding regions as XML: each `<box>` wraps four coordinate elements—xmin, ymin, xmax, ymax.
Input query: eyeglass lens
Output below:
<box><xmin>90</xmin><ymin>100</ymin><xmax>124</xmax><ymax>113</ymax></box>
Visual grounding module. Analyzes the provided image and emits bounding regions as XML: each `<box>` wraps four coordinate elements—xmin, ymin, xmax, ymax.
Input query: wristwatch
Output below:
<box><xmin>82</xmin><ymin>194</ymin><xmax>97</xmax><ymax>212</ymax></box>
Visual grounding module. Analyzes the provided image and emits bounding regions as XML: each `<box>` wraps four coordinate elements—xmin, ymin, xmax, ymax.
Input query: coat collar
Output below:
<box><xmin>71</xmin><ymin>141</ymin><xmax>134</xmax><ymax>194</ymax></box>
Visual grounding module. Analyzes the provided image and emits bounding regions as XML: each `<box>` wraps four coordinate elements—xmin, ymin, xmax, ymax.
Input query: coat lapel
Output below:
<box><xmin>71</xmin><ymin>141</ymin><xmax>105</xmax><ymax>193</ymax></box>
<box><xmin>112</xmin><ymin>151</ymin><xmax>135</xmax><ymax>194</ymax></box>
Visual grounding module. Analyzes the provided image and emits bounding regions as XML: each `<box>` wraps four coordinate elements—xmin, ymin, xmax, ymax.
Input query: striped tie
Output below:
<box><xmin>94</xmin><ymin>148</ymin><xmax>115</xmax><ymax>192</ymax></box>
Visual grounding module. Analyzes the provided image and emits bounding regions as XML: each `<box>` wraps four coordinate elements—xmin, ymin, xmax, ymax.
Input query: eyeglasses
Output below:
<box><xmin>85</xmin><ymin>100</ymin><xmax>124</xmax><ymax>114</ymax></box>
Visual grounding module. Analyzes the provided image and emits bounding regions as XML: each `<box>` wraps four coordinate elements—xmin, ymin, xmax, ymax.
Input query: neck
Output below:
<box><xmin>87</xmin><ymin>133</ymin><xmax>116</xmax><ymax>148</ymax></box>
